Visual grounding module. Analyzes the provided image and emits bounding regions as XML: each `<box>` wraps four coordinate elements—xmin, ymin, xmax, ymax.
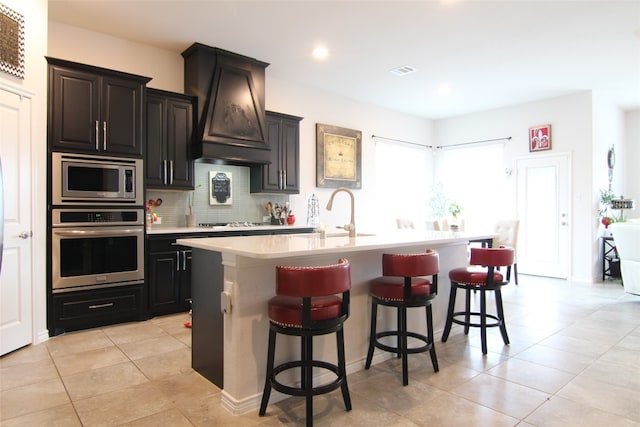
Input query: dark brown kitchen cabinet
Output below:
<box><xmin>50</xmin><ymin>284</ymin><xmax>145</xmax><ymax>335</ymax></box>
<box><xmin>47</xmin><ymin>57</ymin><xmax>150</xmax><ymax>157</ymax></box>
<box><xmin>147</xmin><ymin>237</ymin><xmax>192</xmax><ymax>316</ymax></box>
<box><xmin>250</xmin><ymin>111</ymin><xmax>302</xmax><ymax>194</ymax></box>
<box><xmin>145</xmin><ymin>89</ymin><xmax>195</xmax><ymax>189</ymax></box>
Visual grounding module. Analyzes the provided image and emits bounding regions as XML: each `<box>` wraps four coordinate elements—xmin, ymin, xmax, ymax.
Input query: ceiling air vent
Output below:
<box><xmin>389</xmin><ymin>65</ymin><xmax>417</xmax><ymax>76</ymax></box>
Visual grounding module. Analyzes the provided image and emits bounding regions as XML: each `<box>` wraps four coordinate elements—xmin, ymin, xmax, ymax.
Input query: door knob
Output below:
<box><xmin>18</xmin><ymin>231</ymin><xmax>33</xmax><ymax>239</ymax></box>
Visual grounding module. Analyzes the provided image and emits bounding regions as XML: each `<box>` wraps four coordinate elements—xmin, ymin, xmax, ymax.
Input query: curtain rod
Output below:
<box><xmin>371</xmin><ymin>134</ymin><xmax>432</xmax><ymax>149</ymax></box>
<box><xmin>435</xmin><ymin>136</ymin><xmax>512</xmax><ymax>150</ymax></box>
<box><xmin>371</xmin><ymin>134</ymin><xmax>512</xmax><ymax>150</ymax></box>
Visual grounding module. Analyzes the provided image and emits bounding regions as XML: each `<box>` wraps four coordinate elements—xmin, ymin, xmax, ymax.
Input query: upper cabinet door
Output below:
<box><xmin>144</xmin><ymin>88</ymin><xmax>195</xmax><ymax>190</ymax></box>
<box><xmin>49</xmin><ymin>66</ymin><xmax>101</xmax><ymax>153</ymax></box>
<box><xmin>250</xmin><ymin>111</ymin><xmax>302</xmax><ymax>194</ymax></box>
<box><xmin>47</xmin><ymin>57</ymin><xmax>150</xmax><ymax>157</ymax></box>
<box><xmin>101</xmin><ymin>76</ymin><xmax>145</xmax><ymax>156</ymax></box>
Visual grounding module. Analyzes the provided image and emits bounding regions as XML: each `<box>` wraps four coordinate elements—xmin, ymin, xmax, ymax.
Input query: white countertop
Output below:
<box><xmin>146</xmin><ymin>224</ymin><xmax>313</xmax><ymax>235</ymax></box>
<box><xmin>177</xmin><ymin>230</ymin><xmax>495</xmax><ymax>259</ymax></box>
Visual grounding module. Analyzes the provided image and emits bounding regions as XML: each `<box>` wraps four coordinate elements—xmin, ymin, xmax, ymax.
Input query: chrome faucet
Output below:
<box><xmin>326</xmin><ymin>187</ymin><xmax>356</xmax><ymax>237</ymax></box>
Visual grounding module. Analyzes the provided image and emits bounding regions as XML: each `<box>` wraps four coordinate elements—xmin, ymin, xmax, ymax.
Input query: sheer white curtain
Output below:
<box><xmin>433</xmin><ymin>144</ymin><xmax>506</xmax><ymax>232</ymax></box>
<box><xmin>375</xmin><ymin>140</ymin><xmax>430</xmax><ymax>231</ymax></box>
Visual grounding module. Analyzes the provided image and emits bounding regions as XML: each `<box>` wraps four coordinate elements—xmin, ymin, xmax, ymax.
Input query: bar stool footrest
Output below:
<box><xmin>270</xmin><ymin>360</ymin><xmax>345</xmax><ymax>397</ymax></box>
<box><xmin>451</xmin><ymin>311</ymin><xmax>502</xmax><ymax>329</ymax></box>
<box><xmin>374</xmin><ymin>331</ymin><xmax>433</xmax><ymax>355</ymax></box>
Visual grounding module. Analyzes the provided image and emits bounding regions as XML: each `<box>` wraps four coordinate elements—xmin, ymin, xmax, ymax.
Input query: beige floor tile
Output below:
<box><xmin>0</xmin><ymin>378</ymin><xmax>70</xmax><ymax>421</ymax></box>
<box><xmin>0</xmin><ymin>403</ymin><xmax>81</xmax><ymax>427</ymax></box>
<box><xmin>579</xmin><ymin>359</ymin><xmax>640</xmax><ymax>392</ymax></box>
<box><xmin>525</xmin><ymin>395</ymin><xmax>639</xmax><ymax>427</ymax></box>
<box><xmin>403</xmin><ymin>390</ymin><xmax>519</xmax><ymax>427</ymax></box>
<box><xmin>101</xmin><ymin>322</ymin><xmax>168</xmax><ymax>345</ymax></box>
<box><xmin>0</xmin><ymin>344</ymin><xmax>51</xmax><ymax>368</ymax></box>
<box><xmin>53</xmin><ymin>345</ymin><xmax>129</xmax><ymax>377</ymax></box>
<box><xmin>176</xmin><ymin>392</ymin><xmax>264</xmax><ymax>427</ymax></box>
<box><xmin>420</xmin><ymin>361</ymin><xmax>481</xmax><ymax>391</ymax></box>
<box><xmin>45</xmin><ymin>329</ymin><xmax>114</xmax><ymax>358</ymax></box>
<box><xmin>152</xmin><ymin>370</ymin><xmax>221</xmax><ymax>405</ymax></box>
<box><xmin>538</xmin><ymin>333</ymin><xmax>613</xmax><ymax>358</ymax></box>
<box><xmin>514</xmin><ymin>344</ymin><xmax>597</xmax><ymax>374</ymax></box>
<box><xmin>486</xmin><ymin>357</ymin><xmax>576</xmax><ymax>394</ymax></box>
<box><xmin>119</xmin><ymin>407</ymin><xmax>194</xmax><ymax>427</ymax></box>
<box><xmin>599</xmin><ymin>346</ymin><xmax>640</xmax><ymax>370</ymax></box>
<box><xmin>73</xmin><ymin>382</ymin><xmax>173</xmax><ymax>427</ymax></box>
<box><xmin>133</xmin><ymin>347</ymin><xmax>192</xmax><ymax>380</ymax></box>
<box><xmin>615</xmin><ymin>334</ymin><xmax>640</xmax><ymax>351</ymax></box>
<box><xmin>172</xmin><ymin>328</ymin><xmax>192</xmax><ymax>347</ymax></box>
<box><xmin>62</xmin><ymin>361</ymin><xmax>148</xmax><ymax>401</ymax></box>
<box><xmin>557</xmin><ymin>375</ymin><xmax>640</xmax><ymax>422</ymax></box>
<box><xmin>0</xmin><ymin>358</ymin><xmax>59</xmax><ymax>391</ymax></box>
<box><xmin>452</xmin><ymin>373</ymin><xmax>550</xmax><ymax>419</ymax></box>
<box><xmin>151</xmin><ymin>313</ymin><xmax>192</xmax><ymax>335</ymax></box>
<box><xmin>117</xmin><ymin>335</ymin><xmax>188</xmax><ymax>360</ymax></box>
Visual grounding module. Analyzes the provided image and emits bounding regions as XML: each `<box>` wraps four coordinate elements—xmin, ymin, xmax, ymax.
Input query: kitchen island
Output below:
<box><xmin>177</xmin><ymin>230</ymin><xmax>495</xmax><ymax>415</ymax></box>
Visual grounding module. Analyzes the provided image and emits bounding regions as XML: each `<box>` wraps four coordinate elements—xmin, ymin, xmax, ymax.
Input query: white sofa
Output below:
<box><xmin>609</xmin><ymin>220</ymin><xmax>640</xmax><ymax>295</ymax></box>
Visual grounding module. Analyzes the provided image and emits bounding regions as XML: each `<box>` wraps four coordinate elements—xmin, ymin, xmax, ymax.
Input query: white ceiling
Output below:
<box><xmin>48</xmin><ymin>0</ymin><xmax>640</xmax><ymax>120</ymax></box>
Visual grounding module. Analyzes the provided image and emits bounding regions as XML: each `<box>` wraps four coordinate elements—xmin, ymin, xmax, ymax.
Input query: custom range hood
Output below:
<box><xmin>182</xmin><ymin>43</ymin><xmax>270</xmax><ymax>165</ymax></box>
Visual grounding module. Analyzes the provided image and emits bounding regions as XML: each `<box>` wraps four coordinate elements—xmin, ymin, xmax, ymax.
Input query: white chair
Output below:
<box><xmin>396</xmin><ymin>218</ymin><xmax>415</xmax><ymax>229</ymax></box>
<box><xmin>493</xmin><ymin>219</ymin><xmax>520</xmax><ymax>284</ymax></box>
<box><xmin>609</xmin><ymin>221</ymin><xmax>640</xmax><ymax>295</ymax></box>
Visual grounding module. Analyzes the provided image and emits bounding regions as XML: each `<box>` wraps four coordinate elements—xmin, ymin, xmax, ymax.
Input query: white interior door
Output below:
<box><xmin>516</xmin><ymin>153</ymin><xmax>571</xmax><ymax>278</ymax></box>
<box><xmin>0</xmin><ymin>85</ymin><xmax>33</xmax><ymax>355</ymax></box>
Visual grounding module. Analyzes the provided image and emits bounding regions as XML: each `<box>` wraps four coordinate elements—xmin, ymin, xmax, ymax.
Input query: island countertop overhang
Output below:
<box><xmin>176</xmin><ymin>230</ymin><xmax>496</xmax><ymax>259</ymax></box>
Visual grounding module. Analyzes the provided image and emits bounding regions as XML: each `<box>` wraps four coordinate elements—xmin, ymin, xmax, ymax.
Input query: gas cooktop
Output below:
<box><xmin>198</xmin><ymin>222</ymin><xmax>261</xmax><ymax>228</ymax></box>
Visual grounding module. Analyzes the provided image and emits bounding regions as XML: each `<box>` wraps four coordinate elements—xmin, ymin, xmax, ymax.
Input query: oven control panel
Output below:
<box><xmin>52</xmin><ymin>209</ymin><xmax>144</xmax><ymax>226</ymax></box>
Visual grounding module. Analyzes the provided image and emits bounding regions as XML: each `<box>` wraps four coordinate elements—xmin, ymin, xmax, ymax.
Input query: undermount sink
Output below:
<box><xmin>297</xmin><ymin>232</ymin><xmax>376</xmax><ymax>238</ymax></box>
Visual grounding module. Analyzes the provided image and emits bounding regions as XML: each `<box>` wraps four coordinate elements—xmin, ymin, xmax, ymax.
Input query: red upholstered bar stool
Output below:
<box><xmin>441</xmin><ymin>246</ymin><xmax>515</xmax><ymax>355</ymax></box>
<box><xmin>259</xmin><ymin>258</ymin><xmax>352</xmax><ymax>427</ymax></box>
<box><xmin>364</xmin><ymin>250</ymin><xmax>439</xmax><ymax>386</ymax></box>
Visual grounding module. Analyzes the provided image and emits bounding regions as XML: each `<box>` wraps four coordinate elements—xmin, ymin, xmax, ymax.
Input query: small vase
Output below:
<box><xmin>186</xmin><ymin>214</ymin><xmax>196</xmax><ymax>228</ymax></box>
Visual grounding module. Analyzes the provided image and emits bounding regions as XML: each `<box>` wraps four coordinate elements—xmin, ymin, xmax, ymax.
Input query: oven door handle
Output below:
<box><xmin>53</xmin><ymin>228</ymin><xmax>142</xmax><ymax>236</ymax></box>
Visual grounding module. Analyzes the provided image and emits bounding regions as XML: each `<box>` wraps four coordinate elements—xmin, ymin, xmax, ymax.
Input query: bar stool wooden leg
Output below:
<box><xmin>480</xmin><ymin>289</ymin><xmax>488</xmax><ymax>354</ymax></box>
<box><xmin>441</xmin><ymin>285</ymin><xmax>457</xmax><ymax>342</ymax></box>
<box><xmin>426</xmin><ymin>304</ymin><xmax>439</xmax><ymax>371</ymax></box>
<box><xmin>364</xmin><ymin>300</ymin><xmax>378</xmax><ymax>369</ymax></box>
<box><xmin>495</xmin><ymin>289</ymin><xmax>509</xmax><ymax>344</ymax></box>
<box><xmin>259</xmin><ymin>329</ymin><xmax>276</xmax><ymax>416</ymax></box>
<box><xmin>337</xmin><ymin>328</ymin><xmax>352</xmax><ymax>410</ymax></box>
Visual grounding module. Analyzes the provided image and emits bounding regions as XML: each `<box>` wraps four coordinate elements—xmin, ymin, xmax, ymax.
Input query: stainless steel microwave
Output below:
<box><xmin>52</xmin><ymin>152</ymin><xmax>143</xmax><ymax>205</ymax></box>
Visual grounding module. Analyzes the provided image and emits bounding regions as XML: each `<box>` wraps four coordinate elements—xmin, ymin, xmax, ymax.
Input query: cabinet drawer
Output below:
<box><xmin>51</xmin><ymin>285</ymin><xmax>144</xmax><ymax>333</ymax></box>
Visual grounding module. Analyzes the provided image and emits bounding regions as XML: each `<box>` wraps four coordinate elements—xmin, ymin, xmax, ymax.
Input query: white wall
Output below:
<box><xmin>433</xmin><ymin>92</ymin><xmax>595</xmax><ymax>282</ymax></box>
<box><xmin>1</xmin><ymin>0</ymin><xmax>48</xmax><ymax>342</ymax></box>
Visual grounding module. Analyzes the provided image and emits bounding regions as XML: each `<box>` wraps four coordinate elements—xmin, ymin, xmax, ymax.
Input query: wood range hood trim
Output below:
<box><xmin>182</xmin><ymin>43</ymin><xmax>271</xmax><ymax>166</ymax></box>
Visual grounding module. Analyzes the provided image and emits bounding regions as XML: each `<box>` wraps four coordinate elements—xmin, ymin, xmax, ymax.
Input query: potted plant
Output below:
<box><xmin>448</xmin><ymin>201</ymin><xmax>463</xmax><ymax>231</ymax></box>
<box><xmin>598</xmin><ymin>188</ymin><xmax>616</xmax><ymax>232</ymax></box>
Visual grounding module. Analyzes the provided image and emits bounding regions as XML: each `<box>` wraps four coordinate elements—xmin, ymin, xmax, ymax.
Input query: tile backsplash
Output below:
<box><xmin>146</xmin><ymin>162</ymin><xmax>289</xmax><ymax>227</ymax></box>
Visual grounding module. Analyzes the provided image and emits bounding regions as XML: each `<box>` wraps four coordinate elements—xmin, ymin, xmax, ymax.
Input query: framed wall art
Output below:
<box><xmin>529</xmin><ymin>124</ymin><xmax>551</xmax><ymax>152</ymax></box>
<box><xmin>0</xmin><ymin>3</ymin><xmax>25</xmax><ymax>79</ymax></box>
<box><xmin>316</xmin><ymin>123</ymin><xmax>362</xmax><ymax>189</ymax></box>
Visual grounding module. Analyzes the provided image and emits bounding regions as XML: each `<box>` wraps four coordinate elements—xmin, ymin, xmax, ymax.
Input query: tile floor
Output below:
<box><xmin>1</xmin><ymin>275</ymin><xmax>639</xmax><ymax>426</ymax></box>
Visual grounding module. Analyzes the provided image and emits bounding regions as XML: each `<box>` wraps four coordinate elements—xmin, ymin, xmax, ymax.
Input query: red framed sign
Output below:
<box><xmin>529</xmin><ymin>124</ymin><xmax>551</xmax><ymax>152</ymax></box>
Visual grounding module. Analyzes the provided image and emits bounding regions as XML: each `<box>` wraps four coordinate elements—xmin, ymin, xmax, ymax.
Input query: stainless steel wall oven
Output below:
<box><xmin>51</xmin><ymin>208</ymin><xmax>144</xmax><ymax>293</ymax></box>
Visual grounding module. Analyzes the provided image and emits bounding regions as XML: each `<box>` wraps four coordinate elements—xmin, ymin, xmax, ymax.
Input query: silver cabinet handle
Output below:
<box><xmin>89</xmin><ymin>302</ymin><xmax>114</xmax><ymax>309</ymax></box>
<box><xmin>163</xmin><ymin>160</ymin><xmax>168</xmax><ymax>185</ymax></box>
<box><xmin>182</xmin><ymin>250</ymin><xmax>187</xmax><ymax>270</ymax></box>
<box><xmin>176</xmin><ymin>251</ymin><xmax>181</xmax><ymax>272</ymax></box>
<box><xmin>283</xmin><ymin>170</ymin><xmax>287</xmax><ymax>190</ymax></box>
<box><xmin>18</xmin><ymin>231</ymin><xmax>33</xmax><ymax>239</ymax></box>
<box><xmin>95</xmin><ymin>121</ymin><xmax>100</xmax><ymax>151</ymax></box>
<box><xmin>103</xmin><ymin>121</ymin><xmax>107</xmax><ymax>151</ymax></box>
<box><xmin>169</xmin><ymin>160</ymin><xmax>174</xmax><ymax>185</ymax></box>
<box><xmin>278</xmin><ymin>170</ymin><xmax>283</xmax><ymax>190</ymax></box>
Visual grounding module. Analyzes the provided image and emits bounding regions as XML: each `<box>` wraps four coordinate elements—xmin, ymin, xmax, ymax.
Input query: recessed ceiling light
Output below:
<box><xmin>389</xmin><ymin>65</ymin><xmax>417</xmax><ymax>76</ymax></box>
<box><xmin>312</xmin><ymin>46</ymin><xmax>329</xmax><ymax>60</ymax></box>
